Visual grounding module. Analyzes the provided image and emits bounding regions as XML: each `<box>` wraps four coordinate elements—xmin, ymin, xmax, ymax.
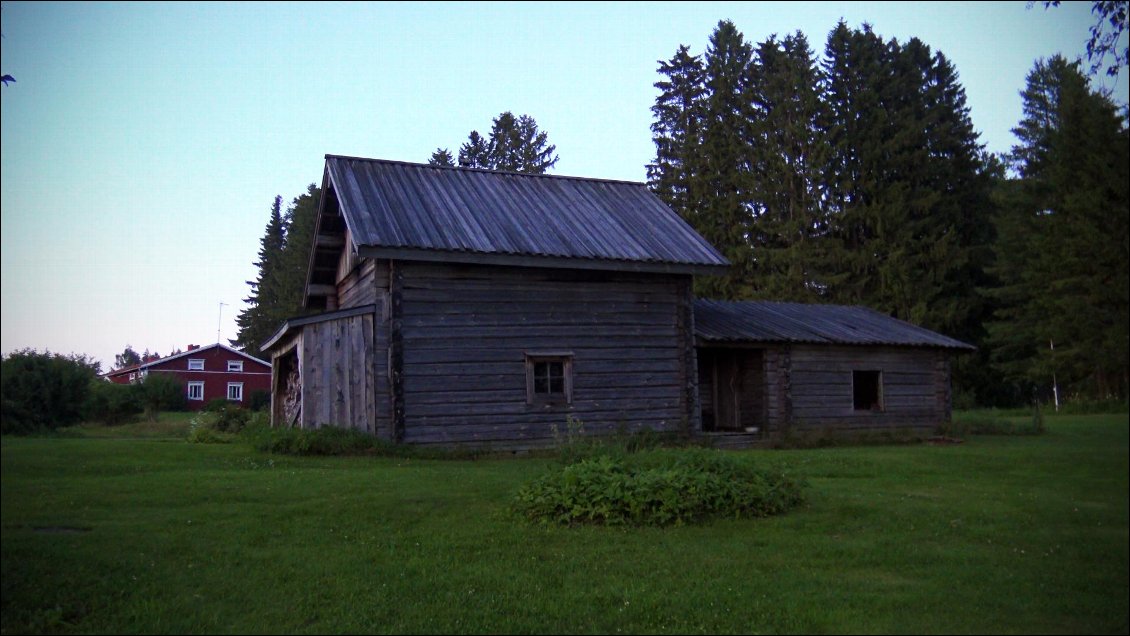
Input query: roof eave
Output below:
<box><xmin>356</xmin><ymin>245</ymin><xmax>729</xmax><ymax>276</ymax></box>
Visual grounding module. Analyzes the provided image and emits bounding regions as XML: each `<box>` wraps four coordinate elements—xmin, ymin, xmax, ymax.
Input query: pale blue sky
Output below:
<box><xmin>2</xmin><ymin>1</ymin><xmax>1126</xmax><ymax>370</ymax></box>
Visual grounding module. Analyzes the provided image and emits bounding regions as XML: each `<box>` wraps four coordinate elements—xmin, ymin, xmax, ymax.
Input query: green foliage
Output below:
<box><xmin>773</xmin><ymin>424</ymin><xmax>924</xmax><ymax>449</ymax></box>
<box><xmin>186</xmin><ymin>414</ymin><xmax>230</xmax><ymax>444</ymax></box>
<box><xmin>137</xmin><ymin>373</ymin><xmax>186</xmax><ymax>419</ymax></box>
<box><xmin>113</xmin><ymin>345</ymin><xmax>141</xmax><ymax>371</ymax></box>
<box><xmin>247</xmin><ymin>389</ymin><xmax>271</xmax><ymax>412</ymax></box>
<box><xmin>648</xmin><ymin>19</ymin><xmax>996</xmax><ymax>360</ymax></box>
<box><xmin>232</xmin><ymin>195</ymin><xmax>288</xmax><ymax>352</ymax></box>
<box><xmin>200</xmin><ymin>401</ymin><xmax>251</xmax><ymax>433</ymax></box>
<box><xmin>549</xmin><ymin>416</ymin><xmax>682</xmax><ymax>466</ymax></box>
<box><xmin>428</xmin><ymin>147</ymin><xmax>455</xmax><ymax>167</ymax></box>
<box><xmin>231</xmin><ymin>185</ymin><xmax>321</xmax><ymax>355</ymax></box>
<box><xmin>1</xmin><ymin>349</ymin><xmax>101</xmax><ymax>434</ymax></box>
<box><xmin>247</xmin><ymin>425</ymin><xmax>396</xmax><ymax>456</ymax></box>
<box><xmin>988</xmin><ymin>56</ymin><xmax>1129</xmax><ymax>400</ymax></box>
<box><xmin>245</xmin><ymin>424</ymin><xmax>489</xmax><ymax>460</ymax></box>
<box><xmin>450</xmin><ymin>112</ymin><xmax>559</xmax><ymax>173</ymax></box>
<box><xmin>512</xmin><ymin>448</ymin><xmax>806</xmax><ymax>527</ymax></box>
<box><xmin>82</xmin><ymin>380</ymin><xmax>143</xmax><ymax>426</ymax></box>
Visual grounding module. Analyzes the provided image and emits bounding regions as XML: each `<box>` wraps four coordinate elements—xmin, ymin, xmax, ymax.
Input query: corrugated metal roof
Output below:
<box><xmin>694</xmin><ymin>299</ymin><xmax>975</xmax><ymax>350</ymax></box>
<box><xmin>324</xmin><ymin>155</ymin><xmax>729</xmax><ymax>273</ymax></box>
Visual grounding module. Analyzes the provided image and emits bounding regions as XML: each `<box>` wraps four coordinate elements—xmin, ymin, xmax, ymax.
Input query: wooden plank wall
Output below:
<box><xmin>298</xmin><ymin>312</ymin><xmax>379</xmax><ymax>434</ymax></box>
<box><xmin>398</xmin><ymin>262</ymin><xmax>690</xmax><ymax>448</ymax></box>
<box><xmin>787</xmin><ymin>344</ymin><xmax>948</xmax><ymax>433</ymax></box>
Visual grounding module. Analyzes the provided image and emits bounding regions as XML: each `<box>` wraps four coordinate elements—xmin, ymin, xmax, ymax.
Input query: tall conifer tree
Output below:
<box><xmin>989</xmin><ymin>56</ymin><xmax>1129</xmax><ymax>398</ymax></box>
<box><xmin>745</xmin><ymin>32</ymin><xmax>828</xmax><ymax>301</ymax></box>
<box><xmin>697</xmin><ymin>20</ymin><xmax>756</xmax><ymax>299</ymax></box>
<box><xmin>233</xmin><ymin>195</ymin><xmax>287</xmax><ymax>352</ymax></box>
<box><xmin>648</xmin><ymin>44</ymin><xmax>706</xmax><ymax>224</ymax></box>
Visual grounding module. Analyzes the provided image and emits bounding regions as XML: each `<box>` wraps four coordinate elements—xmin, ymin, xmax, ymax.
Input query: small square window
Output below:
<box><xmin>227</xmin><ymin>360</ymin><xmax>243</xmax><ymax>373</ymax></box>
<box><xmin>187</xmin><ymin>381</ymin><xmax>205</xmax><ymax>401</ymax></box>
<box><xmin>853</xmin><ymin>370</ymin><xmax>883</xmax><ymax>411</ymax></box>
<box><xmin>188</xmin><ymin>359</ymin><xmax>204</xmax><ymax>371</ymax></box>
<box><xmin>526</xmin><ymin>352</ymin><xmax>573</xmax><ymax>405</ymax></box>
<box><xmin>227</xmin><ymin>382</ymin><xmax>244</xmax><ymax>402</ymax></box>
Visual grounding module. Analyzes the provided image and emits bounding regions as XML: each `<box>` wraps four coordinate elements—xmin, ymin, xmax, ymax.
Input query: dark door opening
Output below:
<box><xmin>698</xmin><ymin>349</ymin><xmax>765</xmax><ymax>433</ymax></box>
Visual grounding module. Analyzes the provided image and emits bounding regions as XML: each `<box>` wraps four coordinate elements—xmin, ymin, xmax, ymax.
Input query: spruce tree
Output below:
<box><xmin>696</xmin><ymin>20</ymin><xmax>756</xmax><ymax>299</ymax></box>
<box><xmin>232</xmin><ymin>195</ymin><xmax>286</xmax><ymax>352</ymax></box>
<box><xmin>429</xmin><ymin>148</ymin><xmax>454</xmax><ymax>167</ymax></box>
<box><xmin>451</xmin><ymin>113</ymin><xmax>558</xmax><ymax>173</ymax></box>
<box><xmin>458</xmin><ymin>131</ymin><xmax>490</xmax><ymax>168</ymax></box>
<box><xmin>745</xmin><ymin>32</ymin><xmax>827</xmax><ymax>301</ymax></box>
<box><xmin>275</xmin><ymin>184</ymin><xmax>322</xmax><ymax>320</ymax></box>
<box><xmin>989</xmin><ymin>56</ymin><xmax>1129</xmax><ymax>399</ymax></box>
<box><xmin>648</xmin><ymin>44</ymin><xmax>706</xmax><ymax>225</ymax></box>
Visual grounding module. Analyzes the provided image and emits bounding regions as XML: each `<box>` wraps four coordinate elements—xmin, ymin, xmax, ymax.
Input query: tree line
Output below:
<box><xmin>647</xmin><ymin>19</ymin><xmax>1126</xmax><ymax>405</ymax></box>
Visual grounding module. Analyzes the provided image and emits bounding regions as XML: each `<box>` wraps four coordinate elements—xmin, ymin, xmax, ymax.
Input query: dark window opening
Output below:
<box><xmin>853</xmin><ymin>370</ymin><xmax>883</xmax><ymax>411</ymax></box>
<box><xmin>526</xmin><ymin>352</ymin><xmax>573</xmax><ymax>405</ymax></box>
<box><xmin>533</xmin><ymin>361</ymin><xmax>565</xmax><ymax>395</ymax></box>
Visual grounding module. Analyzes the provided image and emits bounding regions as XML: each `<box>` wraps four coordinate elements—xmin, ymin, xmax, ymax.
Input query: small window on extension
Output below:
<box><xmin>525</xmin><ymin>352</ymin><xmax>573</xmax><ymax>405</ymax></box>
<box><xmin>853</xmin><ymin>370</ymin><xmax>883</xmax><ymax>411</ymax></box>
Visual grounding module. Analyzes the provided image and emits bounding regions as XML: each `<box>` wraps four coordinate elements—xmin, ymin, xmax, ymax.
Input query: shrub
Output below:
<box><xmin>247</xmin><ymin>390</ymin><xmax>271</xmax><ymax>412</ymax></box>
<box><xmin>204</xmin><ymin>398</ymin><xmax>231</xmax><ymax>413</ymax></box>
<box><xmin>211</xmin><ymin>403</ymin><xmax>251</xmax><ymax>433</ymax></box>
<box><xmin>512</xmin><ymin>448</ymin><xmax>806</xmax><ymax>527</ymax></box>
<box><xmin>2</xmin><ymin>349</ymin><xmax>101</xmax><ymax>433</ymax></box>
<box><xmin>138</xmin><ymin>373</ymin><xmax>186</xmax><ymax>419</ymax></box>
<box><xmin>186</xmin><ymin>414</ymin><xmax>230</xmax><ymax>444</ymax></box>
<box><xmin>83</xmin><ymin>380</ymin><xmax>143</xmax><ymax>426</ymax></box>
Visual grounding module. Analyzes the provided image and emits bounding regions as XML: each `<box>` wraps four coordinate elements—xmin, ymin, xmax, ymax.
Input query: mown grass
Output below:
<box><xmin>2</xmin><ymin>412</ymin><xmax>1127</xmax><ymax>634</ymax></box>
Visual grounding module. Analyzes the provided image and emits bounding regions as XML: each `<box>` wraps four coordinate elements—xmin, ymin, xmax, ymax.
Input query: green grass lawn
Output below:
<box><xmin>2</xmin><ymin>413</ymin><xmax>1127</xmax><ymax>634</ymax></box>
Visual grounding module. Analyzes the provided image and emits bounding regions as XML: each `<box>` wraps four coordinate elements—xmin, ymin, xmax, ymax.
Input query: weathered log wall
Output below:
<box><xmin>396</xmin><ymin>262</ymin><xmax>693</xmax><ymax>448</ymax></box>
<box><xmin>786</xmin><ymin>344</ymin><xmax>949</xmax><ymax>433</ymax></box>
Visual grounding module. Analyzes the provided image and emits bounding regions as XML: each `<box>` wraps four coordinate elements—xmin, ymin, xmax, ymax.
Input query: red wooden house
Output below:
<box><xmin>103</xmin><ymin>343</ymin><xmax>271</xmax><ymax>410</ymax></box>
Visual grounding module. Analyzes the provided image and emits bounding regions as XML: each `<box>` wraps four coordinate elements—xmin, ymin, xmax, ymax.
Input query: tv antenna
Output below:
<box><xmin>217</xmin><ymin>302</ymin><xmax>229</xmax><ymax>344</ymax></box>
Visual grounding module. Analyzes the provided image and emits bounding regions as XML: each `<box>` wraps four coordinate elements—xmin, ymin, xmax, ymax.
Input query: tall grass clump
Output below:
<box><xmin>513</xmin><ymin>447</ymin><xmax>805</xmax><ymax>527</ymax></box>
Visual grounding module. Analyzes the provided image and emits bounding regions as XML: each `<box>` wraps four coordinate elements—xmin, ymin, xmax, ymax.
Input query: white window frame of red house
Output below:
<box><xmin>188</xmin><ymin>358</ymin><xmax>205</xmax><ymax>371</ymax></box>
<box><xmin>227</xmin><ymin>360</ymin><xmax>244</xmax><ymax>373</ymax></box>
<box><xmin>227</xmin><ymin>382</ymin><xmax>244</xmax><ymax>402</ymax></box>
<box><xmin>187</xmin><ymin>381</ymin><xmax>205</xmax><ymax>401</ymax></box>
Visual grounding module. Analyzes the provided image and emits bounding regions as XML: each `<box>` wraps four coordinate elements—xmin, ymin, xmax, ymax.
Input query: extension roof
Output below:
<box><xmin>304</xmin><ymin>156</ymin><xmax>729</xmax><ymax>306</ymax></box>
<box><xmin>694</xmin><ymin>299</ymin><xmax>975</xmax><ymax>350</ymax></box>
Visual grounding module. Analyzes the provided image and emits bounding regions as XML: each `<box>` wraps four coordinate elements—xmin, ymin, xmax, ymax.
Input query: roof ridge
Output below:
<box><xmin>323</xmin><ymin>154</ymin><xmax>649</xmax><ymax>188</ymax></box>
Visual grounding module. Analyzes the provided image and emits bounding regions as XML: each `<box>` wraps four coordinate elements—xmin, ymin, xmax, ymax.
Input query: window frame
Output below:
<box><xmin>852</xmin><ymin>370</ymin><xmax>884</xmax><ymax>412</ymax></box>
<box><xmin>227</xmin><ymin>382</ymin><xmax>244</xmax><ymax>402</ymax></box>
<box><xmin>187</xmin><ymin>358</ymin><xmax>205</xmax><ymax>371</ymax></box>
<box><xmin>525</xmin><ymin>351</ymin><xmax>574</xmax><ymax>405</ymax></box>
<box><xmin>187</xmin><ymin>381</ymin><xmax>205</xmax><ymax>401</ymax></box>
<box><xmin>227</xmin><ymin>360</ymin><xmax>244</xmax><ymax>373</ymax></box>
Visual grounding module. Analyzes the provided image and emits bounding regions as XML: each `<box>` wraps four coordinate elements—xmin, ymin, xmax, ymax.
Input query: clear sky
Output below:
<box><xmin>2</xmin><ymin>1</ymin><xmax>1126</xmax><ymax>371</ymax></box>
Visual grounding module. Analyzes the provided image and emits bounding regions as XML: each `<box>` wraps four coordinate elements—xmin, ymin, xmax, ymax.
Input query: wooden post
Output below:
<box><xmin>389</xmin><ymin>260</ymin><xmax>405</xmax><ymax>443</ymax></box>
<box><xmin>678</xmin><ymin>277</ymin><xmax>701</xmax><ymax>435</ymax></box>
<box><xmin>781</xmin><ymin>345</ymin><xmax>793</xmax><ymax>429</ymax></box>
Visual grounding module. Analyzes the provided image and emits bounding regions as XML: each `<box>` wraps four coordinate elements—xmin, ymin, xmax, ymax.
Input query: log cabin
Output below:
<box><xmin>261</xmin><ymin>155</ymin><xmax>971</xmax><ymax>448</ymax></box>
